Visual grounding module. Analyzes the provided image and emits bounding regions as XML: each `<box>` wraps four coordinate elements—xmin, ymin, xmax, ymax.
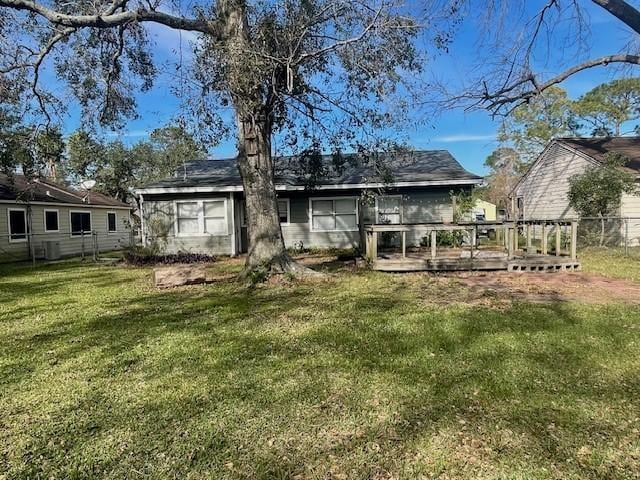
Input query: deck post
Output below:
<box><xmin>401</xmin><ymin>230</ymin><xmax>406</xmax><ymax>258</ymax></box>
<box><xmin>570</xmin><ymin>220</ymin><xmax>578</xmax><ymax>260</ymax></box>
<box><xmin>555</xmin><ymin>223</ymin><xmax>561</xmax><ymax>256</ymax></box>
<box><xmin>507</xmin><ymin>226</ymin><xmax>514</xmax><ymax>259</ymax></box>
<box><xmin>526</xmin><ymin>223</ymin><xmax>532</xmax><ymax>254</ymax></box>
<box><xmin>541</xmin><ymin>223</ymin><xmax>548</xmax><ymax>255</ymax></box>
<box><xmin>430</xmin><ymin>229</ymin><xmax>437</xmax><ymax>260</ymax></box>
<box><xmin>372</xmin><ymin>231</ymin><xmax>378</xmax><ymax>261</ymax></box>
<box><xmin>513</xmin><ymin>224</ymin><xmax>519</xmax><ymax>253</ymax></box>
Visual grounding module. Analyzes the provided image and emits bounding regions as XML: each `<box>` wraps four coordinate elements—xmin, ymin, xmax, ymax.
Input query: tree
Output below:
<box><xmin>459</xmin><ymin>0</ymin><xmax>640</xmax><ymax>116</ymax></box>
<box><xmin>0</xmin><ymin>0</ymin><xmax>428</xmax><ymax>278</ymax></box>
<box><xmin>481</xmin><ymin>147</ymin><xmax>524</xmax><ymax>211</ymax></box>
<box><xmin>499</xmin><ymin>86</ymin><xmax>580</xmax><ymax>161</ymax></box>
<box><xmin>568</xmin><ymin>152</ymin><xmax>638</xmax><ymax>245</ymax></box>
<box><xmin>0</xmin><ymin>123</ymin><xmax>65</xmax><ymax>179</ymax></box>
<box><xmin>573</xmin><ymin>78</ymin><xmax>640</xmax><ymax>136</ymax></box>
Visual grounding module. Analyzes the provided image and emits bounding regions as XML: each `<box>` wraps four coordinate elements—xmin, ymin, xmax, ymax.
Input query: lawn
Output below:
<box><xmin>1</xmin><ymin>251</ymin><xmax>640</xmax><ymax>479</ymax></box>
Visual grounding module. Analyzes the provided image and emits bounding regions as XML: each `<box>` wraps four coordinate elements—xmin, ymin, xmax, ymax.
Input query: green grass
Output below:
<box><xmin>580</xmin><ymin>246</ymin><xmax>640</xmax><ymax>282</ymax></box>
<box><xmin>1</xmin><ymin>255</ymin><xmax>640</xmax><ymax>479</ymax></box>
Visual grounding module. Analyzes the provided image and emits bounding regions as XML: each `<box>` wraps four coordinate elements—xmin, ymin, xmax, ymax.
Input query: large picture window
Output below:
<box><xmin>175</xmin><ymin>199</ymin><xmax>228</xmax><ymax>236</ymax></box>
<box><xmin>376</xmin><ymin>196</ymin><xmax>402</xmax><ymax>224</ymax></box>
<box><xmin>70</xmin><ymin>211</ymin><xmax>91</xmax><ymax>236</ymax></box>
<box><xmin>310</xmin><ymin>197</ymin><xmax>358</xmax><ymax>232</ymax></box>
<box><xmin>8</xmin><ymin>208</ymin><xmax>27</xmax><ymax>242</ymax></box>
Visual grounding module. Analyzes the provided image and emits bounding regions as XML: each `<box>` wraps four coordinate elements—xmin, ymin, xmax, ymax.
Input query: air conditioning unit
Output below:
<box><xmin>44</xmin><ymin>241</ymin><xmax>61</xmax><ymax>260</ymax></box>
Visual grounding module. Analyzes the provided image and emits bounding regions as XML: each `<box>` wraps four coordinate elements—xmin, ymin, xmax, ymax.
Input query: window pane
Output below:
<box><xmin>71</xmin><ymin>212</ymin><xmax>91</xmax><ymax>235</ymax></box>
<box><xmin>178</xmin><ymin>218</ymin><xmax>199</xmax><ymax>234</ymax></box>
<box><xmin>336</xmin><ymin>214</ymin><xmax>357</xmax><ymax>230</ymax></box>
<box><xmin>204</xmin><ymin>218</ymin><xmax>226</xmax><ymax>234</ymax></box>
<box><xmin>379</xmin><ymin>213</ymin><xmax>400</xmax><ymax>225</ymax></box>
<box><xmin>277</xmin><ymin>200</ymin><xmax>288</xmax><ymax>223</ymax></box>
<box><xmin>335</xmin><ymin>198</ymin><xmax>356</xmax><ymax>214</ymax></box>
<box><xmin>378</xmin><ymin>196</ymin><xmax>400</xmax><ymax>213</ymax></box>
<box><xmin>312</xmin><ymin>200</ymin><xmax>333</xmax><ymax>215</ymax></box>
<box><xmin>9</xmin><ymin>210</ymin><xmax>26</xmax><ymax>239</ymax></box>
<box><xmin>177</xmin><ymin>202</ymin><xmax>199</xmax><ymax>218</ymax></box>
<box><xmin>107</xmin><ymin>213</ymin><xmax>116</xmax><ymax>232</ymax></box>
<box><xmin>45</xmin><ymin>211</ymin><xmax>58</xmax><ymax>231</ymax></box>
<box><xmin>312</xmin><ymin>215</ymin><xmax>335</xmax><ymax>230</ymax></box>
<box><xmin>204</xmin><ymin>201</ymin><xmax>225</xmax><ymax>218</ymax></box>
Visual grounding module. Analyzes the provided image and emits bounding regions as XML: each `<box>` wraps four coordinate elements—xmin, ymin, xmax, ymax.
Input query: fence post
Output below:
<box><xmin>93</xmin><ymin>231</ymin><xmax>99</xmax><ymax>261</ymax></box>
<box><xmin>81</xmin><ymin>231</ymin><xmax>85</xmax><ymax>260</ymax></box>
<box><xmin>571</xmin><ymin>221</ymin><xmax>578</xmax><ymax>260</ymax></box>
<box><xmin>526</xmin><ymin>223</ymin><xmax>532</xmax><ymax>255</ymax></box>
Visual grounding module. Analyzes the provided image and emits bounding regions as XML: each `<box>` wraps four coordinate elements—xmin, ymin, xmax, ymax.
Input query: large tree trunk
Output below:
<box><xmin>235</xmin><ymin>116</ymin><xmax>318</xmax><ymax>279</ymax></box>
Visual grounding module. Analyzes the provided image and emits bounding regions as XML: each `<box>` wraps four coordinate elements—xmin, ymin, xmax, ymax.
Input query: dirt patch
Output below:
<box><xmin>437</xmin><ymin>271</ymin><xmax>640</xmax><ymax>305</ymax></box>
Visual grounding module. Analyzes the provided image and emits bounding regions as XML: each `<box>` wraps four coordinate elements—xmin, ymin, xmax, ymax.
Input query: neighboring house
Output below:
<box><xmin>1</xmin><ymin>174</ymin><xmax>133</xmax><ymax>262</ymax></box>
<box><xmin>511</xmin><ymin>136</ymin><xmax>640</xmax><ymax>244</ymax></box>
<box><xmin>135</xmin><ymin>150</ymin><xmax>482</xmax><ymax>255</ymax></box>
<box><xmin>473</xmin><ymin>199</ymin><xmax>497</xmax><ymax>221</ymax></box>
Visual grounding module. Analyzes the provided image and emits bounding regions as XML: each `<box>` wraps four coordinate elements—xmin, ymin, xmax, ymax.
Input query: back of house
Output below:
<box><xmin>135</xmin><ymin>150</ymin><xmax>482</xmax><ymax>255</ymax></box>
<box><xmin>512</xmin><ymin>136</ymin><xmax>640</xmax><ymax>245</ymax></box>
<box><xmin>1</xmin><ymin>174</ymin><xmax>132</xmax><ymax>263</ymax></box>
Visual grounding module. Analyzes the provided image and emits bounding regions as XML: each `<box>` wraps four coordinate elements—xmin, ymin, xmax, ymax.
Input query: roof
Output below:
<box><xmin>557</xmin><ymin>136</ymin><xmax>640</xmax><ymax>174</ymax></box>
<box><xmin>0</xmin><ymin>174</ymin><xmax>131</xmax><ymax>208</ymax></box>
<box><xmin>139</xmin><ymin>150</ymin><xmax>482</xmax><ymax>192</ymax></box>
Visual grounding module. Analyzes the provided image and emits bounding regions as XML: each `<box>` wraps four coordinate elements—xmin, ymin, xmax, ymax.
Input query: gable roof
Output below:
<box><xmin>138</xmin><ymin>150</ymin><xmax>482</xmax><ymax>193</ymax></box>
<box><xmin>557</xmin><ymin>136</ymin><xmax>640</xmax><ymax>174</ymax></box>
<box><xmin>0</xmin><ymin>174</ymin><xmax>130</xmax><ymax>208</ymax></box>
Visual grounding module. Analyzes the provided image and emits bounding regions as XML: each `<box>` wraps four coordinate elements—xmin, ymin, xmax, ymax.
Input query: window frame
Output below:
<box><xmin>174</xmin><ymin>198</ymin><xmax>228</xmax><ymax>237</ymax></box>
<box><xmin>69</xmin><ymin>210</ymin><xmax>92</xmax><ymax>237</ymax></box>
<box><xmin>308</xmin><ymin>196</ymin><xmax>359</xmax><ymax>233</ymax></box>
<box><xmin>7</xmin><ymin>207</ymin><xmax>28</xmax><ymax>243</ymax></box>
<box><xmin>106</xmin><ymin>211</ymin><xmax>117</xmax><ymax>233</ymax></box>
<box><xmin>203</xmin><ymin>200</ymin><xmax>228</xmax><ymax>235</ymax></box>
<box><xmin>375</xmin><ymin>195</ymin><xmax>403</xmax><ymax>225</ymax></box>
<box><xmin>43</xmin><ymin>208</ymin><xmax>60</xmax><ymax>233</ymax></box>
<box><xmin>277</xmin><ymin>198</ymin><xmax>290</xmax><ymax>226</ymax></box>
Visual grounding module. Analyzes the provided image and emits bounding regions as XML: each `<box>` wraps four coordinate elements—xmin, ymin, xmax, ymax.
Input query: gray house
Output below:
<box><xmin>1</xmin><ymin>174</ymin><xmax>133</xmax><ymax>262</ymax></box>
<box><xmin>135</xmin><ymin>150</ymin><xmax>482</xmax><ymax>255</ymax></box>
<box><xmin>512</xmin><ymin>136</ymin><xmax>640</xmax><ymax>244</ymax></box>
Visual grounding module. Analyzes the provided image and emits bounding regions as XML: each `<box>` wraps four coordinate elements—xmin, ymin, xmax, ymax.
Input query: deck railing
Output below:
<box><xmin>363</xmin><ymin>220</ymin><xmax>579</xmax><ymax>263</ymax></box>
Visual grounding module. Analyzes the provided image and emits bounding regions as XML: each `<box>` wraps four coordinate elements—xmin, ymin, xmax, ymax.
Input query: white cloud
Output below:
<box><xmin>432</xmin><ymin>133</ymin><xmax>497</xmax><ymax>143</ymax></box>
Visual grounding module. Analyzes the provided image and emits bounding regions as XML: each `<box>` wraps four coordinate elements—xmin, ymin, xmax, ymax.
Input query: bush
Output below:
<box><xmin>421</xmin><ymin>230</ymin><xmax>465</xmax><ymax>248</ymax></box>
<box><xmin>123</xmin><ymin>247</ymin><xmax>216</xmax><ymax>266</ymax></box>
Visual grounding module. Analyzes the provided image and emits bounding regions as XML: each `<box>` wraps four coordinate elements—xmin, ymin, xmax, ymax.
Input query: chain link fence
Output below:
<box><xmin>575</xmin><ymin>217</ymin><xmax>640</xmax><ymax>254</ymax></box>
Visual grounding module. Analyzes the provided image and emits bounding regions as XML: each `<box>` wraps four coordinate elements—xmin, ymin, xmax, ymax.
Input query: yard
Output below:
<box><xmin>1</xmin><ymin>250</ymin><xmax>640</xmax><ymax>479</ymax></box>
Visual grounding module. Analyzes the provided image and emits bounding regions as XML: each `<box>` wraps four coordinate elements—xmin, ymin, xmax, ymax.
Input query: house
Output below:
<box><xmin>1</xmin><ymin>174</ymin><xmax>133</xmax><ymax>262</ymax></box>
<box><xmin>473</xmin><ymin>199</ymin><xmax>497</xmax><ymax>221</ymax></box>
<box><xmin>511</xmin><ymin>136</ymin><xmax>640</xmax><ymax>244</ymax></box>
<box><xmin>135</xmin><ymin>150</ymin><xmax>482</xmax><ymax>255</ymax></box>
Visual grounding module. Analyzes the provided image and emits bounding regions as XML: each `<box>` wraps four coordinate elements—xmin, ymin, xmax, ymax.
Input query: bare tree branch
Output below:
<box><xmin>592</xmin><ymin>0</ymin><xmax>640</xmax><ymax>34</ymax></box>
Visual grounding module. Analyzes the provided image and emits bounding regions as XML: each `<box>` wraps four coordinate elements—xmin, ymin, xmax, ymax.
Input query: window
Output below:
<box><xmin>203</xmin><ymin>200</ymin><xmax>226</xmax><ymax>234</ymax></box>
<box><xmin>107</xmin><ymin>212</ymin><xmax>117</xmax><ymax>232</ymax></box>
<box><xmin>376</xmin><ymin>196</ymin><xmax>402</xmax><ymax>224</ymax></box>
<box><xmin>516</xmin><ymin>197</ymin><xmax>524</xmax><ymax>219</ymax></box>
<box><xmin>310</xmin><ymin>197</ymin><xmax>358</xmax><ymax>231</ymax></box>
<box><xmin>44</xmin><ymin>209</ymin><xmax>59</xmax><ymax>232</ymax></box>
<box><xmin>70</xmin><ymin>211</ymin><xmax>91</xmax><ymax>236</ymax></box>
<box><xmin>277</xmin><ymin>199</ymin><xmax>290</xmax><ymax>225</ymax></box>
<box><xmin>176</xmin><ymin>202</ymin><xmax>199</xmax><ymax>234</ymax></box>
<box><xmin>8</xmin><ymin>208</ymin><xmax>27</xmax><ymax>242</ymax></box>
<box><xmin>175</xmin><ymin>199</ymin><xmax>228</xmax><ymax>236</ymax></box>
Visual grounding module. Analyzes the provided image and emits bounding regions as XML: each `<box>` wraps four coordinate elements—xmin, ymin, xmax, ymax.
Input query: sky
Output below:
<box><xmin>57</xmin><ymin>1</ymin><xmax>640</xmax><ymax>177</ymax></box>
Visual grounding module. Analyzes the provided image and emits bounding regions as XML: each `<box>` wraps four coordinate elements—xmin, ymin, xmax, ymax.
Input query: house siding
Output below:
<box><xmin>513</xmin><ymin>143</ymin><xmax>599</xmax><ymax>220</ymax></box>
<box><xmin>621</xmin><ymin>188</ymin><xmax>640</xmax><ymax>246</ymax></box>
<box><xmin>142</xmin><ymin>194</ymin><xmax>234</xmax><ymax>255</ymax></box>
<box><xmin>0</xmin><ymin>203</ymin><xmax>131</xmax><ymax>263</ymax></box>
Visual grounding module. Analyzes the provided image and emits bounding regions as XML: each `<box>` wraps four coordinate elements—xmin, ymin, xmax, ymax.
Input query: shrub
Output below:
<box><xmin>123</xmin><ymin>246</ymin><xmax>216</xmax><ymax>266</ymax></box>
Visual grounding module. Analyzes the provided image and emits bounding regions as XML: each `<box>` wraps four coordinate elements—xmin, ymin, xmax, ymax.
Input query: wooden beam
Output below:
<box><xmin>555</xmin><ymin>223</ymin><xmax>561</xmax><ymax>256</ymax></box>
<box><xmin>430</xmin><ymin>230</ymin><xmax>437</xmax><ymax>260</ymax></box>
<box><xmin>507</xmin><ymin>227</ymin><xmax>515</xmax><ymax>259</ymax></box>
<box><xmin>570</xmin><ymin>220</ymin><xmax>578</xmax><ymax>260</ymax></box>
<box><xmin>401</xmin><ymin>231</ymin><xmax>406</xmax><ymax>258</ymax></box>
<box><xmin>541</xmin><ymin>223</ymin><xmax>548</xmax><ymax>255</ymax></box>
<box><xmin>526</xmin><ymin>223</ymin><xmax>532</xmax><ymax>254</ymax></box>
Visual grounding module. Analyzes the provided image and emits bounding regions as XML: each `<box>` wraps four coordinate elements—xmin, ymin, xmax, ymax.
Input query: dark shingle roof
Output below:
<box><xmin>0</xmin><ymin>174</ymin><xmax>130</xmax><ymax>207</ymax></box>
<box><xmin>558</xmin><ymin>137</ymin><xmax>640</xmax><ymax>174</ymax></box>
<box><xmin>141</xmin><ymin>150</ymin><xmax>481</xmax><ymax>190</ymax></box>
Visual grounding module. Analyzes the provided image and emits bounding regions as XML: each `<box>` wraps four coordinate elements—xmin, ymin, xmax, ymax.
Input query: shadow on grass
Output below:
<box><xmin>2</xmin><ymin>262</ymin><xmax>640</xmax><ymax>478</ymax></box>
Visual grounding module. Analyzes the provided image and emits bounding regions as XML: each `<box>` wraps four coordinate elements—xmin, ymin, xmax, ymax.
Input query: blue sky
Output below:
<box><xmin>65</xmin><ymin>1</ymin><xmax>639</xmax><ymax>177</ymax></box>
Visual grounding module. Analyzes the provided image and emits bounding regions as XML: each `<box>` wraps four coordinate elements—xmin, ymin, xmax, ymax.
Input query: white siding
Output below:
<box><xmin>621</xmin><ymin>189</ymin><xmax>640</xmax><ymax>246</ymax></box>
<box><xmin>513</xmin><ymin>143</ymin><xmax>596</xmax><ymax>220</ymax></box>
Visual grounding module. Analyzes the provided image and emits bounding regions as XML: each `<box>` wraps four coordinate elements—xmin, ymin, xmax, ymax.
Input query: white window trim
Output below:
<box><xmin>174</xmin><ymin>198</ymin><xmax>228</xmax><ymax>237</ymax></box>
<box><xmin>375</xmin><ymin>195</ymin><xmax>403</xmax><ymax>224</ymax></box>
<box><xmin>308</xmin><ymin>196</ymin><xmax>359</xmax><ymax>233</ymax></box>
<box><xmin>69</xmin><ymin>210</ymin><xmax>92</xmax><ymax>238</ymax></box>
<box><xmin>277</xmin><ymin>198</ymin><xmax>291</xmax><ymax>226</ymax></box>
<box><xmin>7</xmin><ymin>207</ymin><xmax>28</xmax><ymax>243</ymax></box>
<box><xmin>106</xmin><ymin>211</ymin><xmax>117</xmax><ymax>233</ymax></box>
<box><xmin>43</xmin><ymin>208</ymin><xmax>60</xmax><ymax>233</ymax></box>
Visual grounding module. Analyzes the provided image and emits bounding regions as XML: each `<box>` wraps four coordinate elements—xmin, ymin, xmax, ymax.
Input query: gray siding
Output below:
<box><xmin>513</xmin><ymin>143</ymin><xmax>596</xmax><ymax>220</ymax></box>
<box><xmin>0</xmin><ymin>203</ymin><xmax>131</xmax><ymax>263</ymax></box>
<box><xmin>142</xmin><ymin>195</ymin><xmax>234</xmax><ymax>255</ymax></box>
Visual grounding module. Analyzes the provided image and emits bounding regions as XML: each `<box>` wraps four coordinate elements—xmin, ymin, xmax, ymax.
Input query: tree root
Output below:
<box><xmin>238</xmin><ymin>253</ymin><xmax>327</xmax><ymax>284</ymax></box>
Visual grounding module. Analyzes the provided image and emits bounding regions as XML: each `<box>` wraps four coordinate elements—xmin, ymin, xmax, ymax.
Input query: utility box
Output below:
<box><xmin>44</xmin><ymin>241</ymin><xmax>61</xmax><ymax>260</ymax></box>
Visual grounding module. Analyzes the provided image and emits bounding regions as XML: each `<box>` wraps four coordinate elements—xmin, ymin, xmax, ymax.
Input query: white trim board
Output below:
<box><xmin>43</xmin><ymin>208</ymin><xmax>60</xmax><ymax>233</ymax></box>
<box><xmin>7</xmin><ymin>207</ymin><xmax>28</xmax><ymax>243</ymax></box>
<box><xmin>0</xmin><ymin>200</ymin><xmax>131</xmax><ymax>210</ymax></box>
